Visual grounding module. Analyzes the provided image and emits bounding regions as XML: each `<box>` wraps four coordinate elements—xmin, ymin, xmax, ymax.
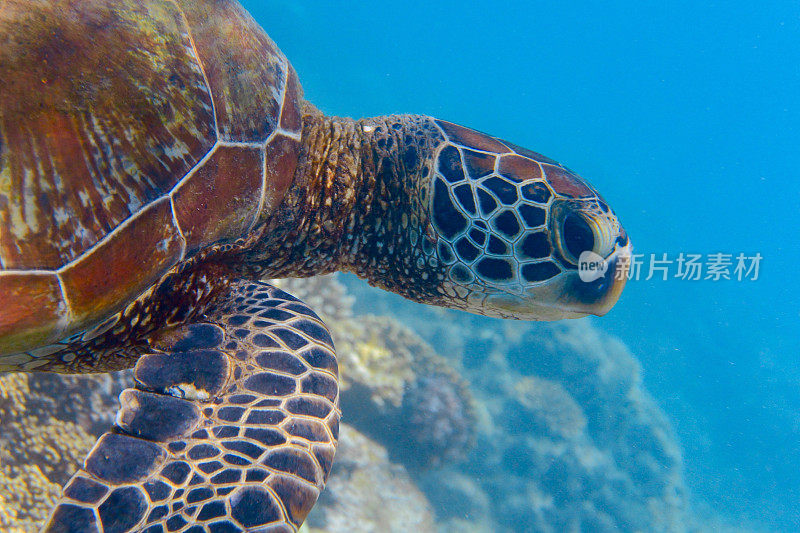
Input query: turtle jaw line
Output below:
<box><xmin>476</xmin><ymin>242</ymin><xmax>631</xmax><ymax>320</ymax></box>
<box><xmin>482</xmin><ymin>289</ymin><xmax>590</xmax><ymax>321</ymax></box>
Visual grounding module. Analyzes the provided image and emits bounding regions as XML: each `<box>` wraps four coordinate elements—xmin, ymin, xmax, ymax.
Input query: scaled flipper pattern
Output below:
<box><xmin>44</xmin><ymin>282</ymin><xmax>340</xmax><ymax>533</ymax></box>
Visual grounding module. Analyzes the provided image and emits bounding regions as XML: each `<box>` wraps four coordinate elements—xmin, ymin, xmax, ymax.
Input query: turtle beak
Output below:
<box><xmin>575</xmin><ymin>238</ymin><xmax>632</xmax><ymax>317</ymax></box>
<box><xmin>481</xmin><ymin>237</ymin><xmax>632</xmax><ymax>321</ymax></box>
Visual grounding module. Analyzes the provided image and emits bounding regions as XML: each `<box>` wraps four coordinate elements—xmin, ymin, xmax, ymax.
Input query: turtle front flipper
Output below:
<box><xmin>43</xmin><ymin>281</ymin><xmax>340</xmax><ymax>533</ymax></box>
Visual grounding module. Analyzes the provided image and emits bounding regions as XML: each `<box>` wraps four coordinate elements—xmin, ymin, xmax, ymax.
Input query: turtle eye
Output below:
<box><xmin>561</xmin><ymin>213</ymin><xmax>595</xmax><ymax>263</ymax></box>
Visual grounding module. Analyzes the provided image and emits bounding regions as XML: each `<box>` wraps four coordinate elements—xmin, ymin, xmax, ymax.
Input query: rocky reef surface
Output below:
<box><xmin>1</xmin><ymin>274</ymin><xmax>696</xmax><ymax>531</ymax></box>
<box><xmin>300</xmin><ymin>424</ymin><xmax>437</xmax><ymax>533</ymax></box>
<box><xmin>337</xmin><ymin>274</ymin><xmax>690</xmax><ymax>532</ymax></box>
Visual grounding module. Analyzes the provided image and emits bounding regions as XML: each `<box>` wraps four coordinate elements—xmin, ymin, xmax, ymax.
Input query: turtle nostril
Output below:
<box><xmin>615</xmin><ymin>227</ymin><xmax>629</xmax><ymax>248</ymax></box>
<box><xmin>562</xmin><ymin>213</ymin><xmax>595</xmax><ymax>261</ymax></box>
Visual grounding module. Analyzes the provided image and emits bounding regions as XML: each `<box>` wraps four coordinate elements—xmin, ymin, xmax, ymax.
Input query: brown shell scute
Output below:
<box><xmin>0</xmin><ymin>0</ymin><xmax>217</xmax><ymax>269</ymax></box>
<box><xmin>177</xmin><ymin>0</ymin><xmax>291</xmax><ymax>143</ymax></box>
<box><xmin>172</xmin><ymin>145</ymin><xmax>263</xmax><ymax>254</ymax></box>
<box><xmin>0</xmin><ymin>272</ymin><xmax>67</xmax><ymax>354</ymax></box>
<box><xmin>59</xmin><ymin>197</ymin><xmax>185</xmax><ymax>331</ymax></box>
<box><xmin>542</xmin><ymin>165</ymin><xmax>595</xmax><ymax>198</ymax></box>
<box><xmin>435</xmin><ymin>120</ymin><xmax>511</xmax><ymax>154</ymax></box>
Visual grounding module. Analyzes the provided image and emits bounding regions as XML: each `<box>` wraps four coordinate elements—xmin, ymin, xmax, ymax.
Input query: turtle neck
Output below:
<box><xmin>245</xmin><ymin>107</ymin><xmax>448</xmax><ymax>302</ymax></box>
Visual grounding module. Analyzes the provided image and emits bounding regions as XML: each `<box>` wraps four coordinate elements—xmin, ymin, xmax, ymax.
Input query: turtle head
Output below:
<box><xmin>268</xmin><ymin>113</ymin><xmax>629</xmax><ymax>321</ymax></box>
<box><xmin>418</xmin><ymin>119</ymin><xmax>631</xmax><ymax>320</ymax></box>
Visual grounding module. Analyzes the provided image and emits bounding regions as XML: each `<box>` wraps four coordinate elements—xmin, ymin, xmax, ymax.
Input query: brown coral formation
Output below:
<box><xmin>303</xmin><ymin>424</ymin><xmax>437</xmax><ymax>533</ymax></box>
<box><xmin>0</xmin><ymin>372</ymin><xmax>97</xmax><ymax>531</ymax></box>
<box><xmin>0</xmin><ymin>464</ymin><xmax>60</xmax><ymax>532</ymax></box>
<box><xmin>509</xmin><ymin>375</ymin><xmax>587</xmax><ymax>440</ymax></box>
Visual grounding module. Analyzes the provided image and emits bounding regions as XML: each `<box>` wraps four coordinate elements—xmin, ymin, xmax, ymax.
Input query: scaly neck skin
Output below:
<box><xmin>247</xmin><ymin>108</ymin><xmax>448</xmax><ymax>301</ymax></box>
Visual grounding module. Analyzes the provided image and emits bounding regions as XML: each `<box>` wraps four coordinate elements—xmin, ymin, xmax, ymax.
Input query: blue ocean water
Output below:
<box><xmin>247</xmin><ymin>1</ymin><xmax>800</xmax><ymax>530</ymax></box>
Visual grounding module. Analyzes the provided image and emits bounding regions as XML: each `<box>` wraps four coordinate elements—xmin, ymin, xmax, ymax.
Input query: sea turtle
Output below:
<box><xmin>0</xmin><ymin>1</ymin><xmax>631</xmax><ymax>531</ymax></box>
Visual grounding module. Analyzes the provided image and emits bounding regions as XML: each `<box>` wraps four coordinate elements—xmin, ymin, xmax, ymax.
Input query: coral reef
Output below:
<box><xmin>302</xmin><ymin>424</ymin><xmax>437</xmax><ymax>533</ymax></box>
<box><xmin>0</xmin><ymin>464</ymin><xmax>60</xmax><ymax>532</ymax></box>
<box><xmin>505</xmin><ymin>374</ymin><xmax>588</xmax><ymax>440</ymax></box>
<box><xmin>399</xmin><ymin>372</ymin><xmax>476</xmax><ymax>467</ymax></box>
<box><xmin>0</xmin><ymin>372</ymin><xmax>98</xmax><ymax>531</ymax></box>
<box><xmin>333</xmin><ymin>315</ymin><xmax>476</xmax><ymax>467</ymax></box>
<box><xmin>436</xmin><ymin>319</ymin><xmax>686</xmax><ymax>532</ymax></box>
<box><xmin>417</xmin><ymin>469</ymin><xmax>495</xmax><ymax>532</ymax></box>
<box><xmin>342</xmin><ymin>274</ymin><xmax>690</xmax><ymax>532</ymax></box>
<box><xmin>0</xmin><ymin>372</ymin><xmax>28</xmax><ymax>417</ymax></box>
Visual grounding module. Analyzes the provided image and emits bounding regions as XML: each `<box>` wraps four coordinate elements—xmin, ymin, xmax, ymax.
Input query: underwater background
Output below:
<box><xmin>1</xmin><ymin>1</ymin><xmax>799</xmax><ymax>531</ymax></box>
<box><xmin>250</xmin><ymin>0</ymin><xmax>800</xmax><ymax>530</ymax></box>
